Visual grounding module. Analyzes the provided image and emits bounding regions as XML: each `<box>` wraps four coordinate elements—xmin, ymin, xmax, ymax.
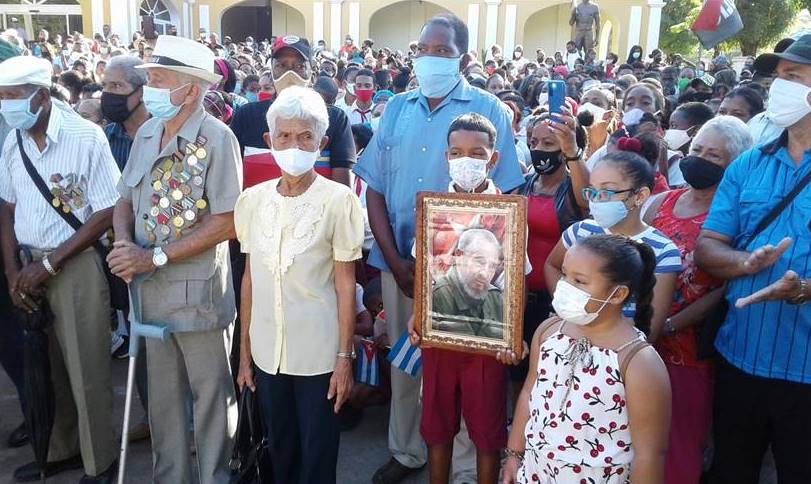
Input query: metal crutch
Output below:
<box><xmin>118</xmin><ymin>280</ymin><xmax>169</xmax><ymax>484</ymax></box>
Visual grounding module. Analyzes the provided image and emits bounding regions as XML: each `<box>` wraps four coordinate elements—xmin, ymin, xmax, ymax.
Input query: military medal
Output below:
<box><xmin>172</xmin><ymin>216</ymin><xmax>185</xmax><ymax>228</ymax></box>
<box><xmin>153</xmin><ymin>180</ymin><xmax>163</xmax><ymax>191</ymax></box>
<box><xmin>195</xmin><ymin>147</ymin><xmax>207</xmax><ymax>159</ymax></box>
<box><xmin>192</xmin><ymin>175</ymin><xmax>203</xmax><ymax>186</ymax></box>
<box><xmin>149</xmin><ymin>206</ymin><xmax>160</xmax><ymax>217</ymax></box>
<box><xmin>52</xmin><ymin>198</ymin><xmax>61</xmax><ymax>207</ymax></box>
<box><xmin>195</xmin><ymin>199</ymin><xmax>207</xmax><ymax>210</ymax></box>
<box><xmin>183</xmin><ymin>209</ymin><xmax>196</xmax><ymax>221</ymax></box>
<box><xmin>187</xmin><ymin>155</ymin><xmax>198</xmax><ymax>166</ymax></box>
<box><xmin>159</xmin><ymin>224</ymin><xmax>171</xmax><ymax>236</ymax></box>
<box><xmin>159</xmin><ymin>197</ymin><xmax>170</xmax><ymax>208</ymax></box>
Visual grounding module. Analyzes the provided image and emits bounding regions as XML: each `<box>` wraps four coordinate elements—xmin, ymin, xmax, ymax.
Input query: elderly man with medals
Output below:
<box><xmin>107</xmin><ymin>35</ymin><xmax>241</xmax><ymax>484</ymax></box>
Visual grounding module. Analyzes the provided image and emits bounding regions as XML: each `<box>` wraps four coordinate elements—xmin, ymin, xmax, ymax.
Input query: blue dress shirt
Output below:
<box><xmin>704</xmin><ymin>131</ymin><xmax>811</xmax><ymax>383</ymax></box>
<box><xmin>353</xmin><ymin>79</ymin><xmax>525</xmax><ymax>272</ymax></box>
<box><xmin>104</xmin><ymin>122</ymin><xmax>134</xmax><ymax>171</ymax></box>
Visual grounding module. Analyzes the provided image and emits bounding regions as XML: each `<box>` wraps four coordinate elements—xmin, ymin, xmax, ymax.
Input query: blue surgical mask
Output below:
<box><xmin>0</xmin><ymin>90</ymin><xmax>42</xmax><ymax>130</ymax></box>
<box><xmin>245</xmin><ymin>91</ymin><xmax>258</xmax><ymax>103</ymax></box>
<box><xmin>413</xmin><ymin>55</ymin><xmax>461</xmax><ymax>99</ymax></box>
<box><xmin>589</xmin><ymin>200</ymin><xmax>629</xmax><ymax>229</ymax></box>
<box><xmin>143</xmin><ymin>84</ymin><xmax>188</xmax><ymax>120</ymax></box>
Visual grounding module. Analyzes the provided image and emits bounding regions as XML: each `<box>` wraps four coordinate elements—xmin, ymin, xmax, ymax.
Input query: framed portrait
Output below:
<box><xmin>414</xmin><ymin>192</ymin><xmax>527</xmax><ymax>356</ymax></box>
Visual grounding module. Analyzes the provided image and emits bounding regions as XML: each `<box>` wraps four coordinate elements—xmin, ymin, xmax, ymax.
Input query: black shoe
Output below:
<box><xmin>7</xmin><ymin>421</ymin><xmax>29</xmax><ymax>448</ymax></box>
<box><xmin>79</xmin><ymin>460</ymin><xmax>117</xmax><ymax>484</ymax></box>
<box><xmin>13</xmin><ymin>455</ymin><xmax>83</xmax><ymax>482</ymax></box>
<box><xmin>372</xmin><ymin>457</ymin><xmax>423</xmax><ymax>484</ymax></box>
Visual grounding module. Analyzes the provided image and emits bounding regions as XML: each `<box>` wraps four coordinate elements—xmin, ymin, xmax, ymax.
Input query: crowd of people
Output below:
<box><xmin>0</xmin><ymin>5</ymin><xmax>810</xmax><ymax>484</ymax></box>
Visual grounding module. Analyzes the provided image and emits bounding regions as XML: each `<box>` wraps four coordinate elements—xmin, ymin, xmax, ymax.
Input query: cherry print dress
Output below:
<box><xmin>518</xmin><ymin>322</ymin><xmax>643</xmax><ymax>484</ymax></box>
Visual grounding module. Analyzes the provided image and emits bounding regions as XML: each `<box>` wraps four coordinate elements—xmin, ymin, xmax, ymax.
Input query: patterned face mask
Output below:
<box><xmin>448</xmin><ymin>156</ymin><xmax>488</xmax><ymax>192</ymax></box>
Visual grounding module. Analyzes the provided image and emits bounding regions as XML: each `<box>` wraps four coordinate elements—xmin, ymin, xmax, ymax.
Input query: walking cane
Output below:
<box><xmin>118</xmin><ymin>279</ymin><xmax>169</xmax><ymax>484</ymax></box>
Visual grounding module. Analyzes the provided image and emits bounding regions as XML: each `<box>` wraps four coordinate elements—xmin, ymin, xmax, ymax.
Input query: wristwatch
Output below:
<box><xmin>337</xmin><ymin>350</ymin><xmax>357</xmax><ymax>360</ymax></box>
<box><xmin>152</xmin><ymin>247</ymin><xmax>169</xmax><ymax>268</ymax></box>
<box><xmin>788</xmin><ymin>279</ymin><xmax>809</xmax><ymax>305</ymax></box>
<box><xmin>564</xmin><ymin>149</ymin><xmax>583</xmax><ymax>162</ymax></box>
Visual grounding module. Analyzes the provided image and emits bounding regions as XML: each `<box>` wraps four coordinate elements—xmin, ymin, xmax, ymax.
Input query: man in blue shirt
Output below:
<box><xmin>101</xmin><ymin>56</ymin><xmax>149</xmax><ymax>171</ymax></box>
<box><xmin>353</xmin><ymin>13</ymin><xmax>523</xmax><ymax>484</ymax></box>
<box><xmin>696</xmin><ymin>35</ymin><xmax>811</xmax><ymax>484</ymax></box>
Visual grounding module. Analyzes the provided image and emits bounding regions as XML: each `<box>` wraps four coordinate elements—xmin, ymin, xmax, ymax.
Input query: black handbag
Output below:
<box><xmin>697</xmin><ymin>167</ymin><xmax>811</xmax><ymax>359</ymax></box>
<box><xmin>229</xmin><ymin>387</ymin><xmax>272</xmax><ymax>484</ymax></box>
<box><xmin>15</xmin><ymin>130</ymin><xmax>129</xmax><ymax>310</ymax></box>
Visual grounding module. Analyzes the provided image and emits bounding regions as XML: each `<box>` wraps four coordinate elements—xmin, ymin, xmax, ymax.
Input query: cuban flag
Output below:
<box><xmin>355</xmin><ymin>337</ymin><xmax>380</xmax><ymax>386</ymax></box>
<box><xmin>387</xmin><ymin>331</ymin><xmax>422</xmax><ymax>377</ymax></box>
<box><xmin>691</xmin><ymin>0</ymin><xmax>744</xmax><ymax>50</ymax></box>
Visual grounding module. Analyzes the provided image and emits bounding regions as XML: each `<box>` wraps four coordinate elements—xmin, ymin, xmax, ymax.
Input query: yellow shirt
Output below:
<box><xmin>234</xmin><ymin>175</ymin><xmax>364</xmax><ymax>376</ymax></box>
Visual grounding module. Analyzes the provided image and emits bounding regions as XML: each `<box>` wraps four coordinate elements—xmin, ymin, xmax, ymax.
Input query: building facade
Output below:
<box><xmin>1</xmin><ymin>0</ymin><xmax>667</xmax><ymax>59</ymax></box>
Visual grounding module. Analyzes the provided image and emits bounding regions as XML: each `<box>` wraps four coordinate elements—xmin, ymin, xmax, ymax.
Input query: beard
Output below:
<box><xmin>461</xmin><ymin>281</ymin><xmax>489</xmax><ymax>301</ymax></box>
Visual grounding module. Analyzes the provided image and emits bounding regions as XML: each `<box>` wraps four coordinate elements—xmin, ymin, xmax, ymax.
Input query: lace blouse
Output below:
<box><xmin>234</xmin><ymin>175</ymin><xmax>364</xmax><ymax>376</ymax></box>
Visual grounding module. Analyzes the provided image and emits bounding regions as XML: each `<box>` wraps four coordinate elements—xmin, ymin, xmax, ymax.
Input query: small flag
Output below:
<box><xmin>387</xmin><ymin>330</ymin><xmax>422</xmax><ymax>377</ymax></box>
<box><xmin>690</xmin><ymin>0</ymin><xmax>743</xmax><ymax>50</ymax></box>
<box><xmin>355</xmin><ymin>337</ymin><xmax>380</xmax><ymax>386</ymax></box>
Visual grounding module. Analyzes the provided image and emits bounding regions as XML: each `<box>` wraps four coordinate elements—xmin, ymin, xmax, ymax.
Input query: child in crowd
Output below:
<box><xmin>504</xmin><ymin>234</ymin><xmax>671</xmax><ymax>483</ymax></box>
<box><xmin>408</xmin><ymin>113</ymin><xmax>525</xmax><ymax>484</ymax></box>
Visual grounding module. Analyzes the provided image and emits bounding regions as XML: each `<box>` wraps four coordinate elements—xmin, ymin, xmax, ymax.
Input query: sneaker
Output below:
<box><xmin>111</xmin><ymin>334</ymin><xmax>128</xmax><ymax>359</ymax></box>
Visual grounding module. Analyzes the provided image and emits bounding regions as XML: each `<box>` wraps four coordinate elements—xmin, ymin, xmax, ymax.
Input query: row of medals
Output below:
<box><xmin>145</xmin><ymin>139</ymin><xmax>209</xmax><ymax>243</ymax></box>
<box><xmin>50</xmin><ymin>175</ymin><xmax>85</xmax><ymax>213</ymax></box>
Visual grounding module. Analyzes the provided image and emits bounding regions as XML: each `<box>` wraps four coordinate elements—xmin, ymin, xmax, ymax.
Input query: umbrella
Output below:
<box><xmin>16</xmin><ymin>298</ymin><xmax>55</xmax><ymax>483</ymax></box>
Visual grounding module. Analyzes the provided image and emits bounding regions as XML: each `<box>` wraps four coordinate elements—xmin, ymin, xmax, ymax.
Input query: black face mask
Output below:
<box><xmin>529</xmin><ymin>149</ymin><xmax>562</xmax><ymax>175</ymax></box>
<box><xmin>101</xmin><ymin>88</ymin><xmax>140</xmax><ymax>123</ymax></box>
<box><xmin>679</xmin><ymin>155</ymin><xmax>725</xmax><ymax>189</ymax></box>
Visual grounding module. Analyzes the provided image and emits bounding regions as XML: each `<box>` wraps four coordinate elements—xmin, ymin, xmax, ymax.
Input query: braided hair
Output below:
<box><xmin>577</xmin><ymin>234</ymin><xmax>657</xmax><ymax>333</ymax></box>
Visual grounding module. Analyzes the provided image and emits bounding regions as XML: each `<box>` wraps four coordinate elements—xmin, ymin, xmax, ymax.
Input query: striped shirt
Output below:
<box><xmin>0</xmin><ymin>101</ymin><xmax>121</xmax><ymax>250</ymax></box>
<box><xmin>703</xmin><ymin>131</ymin><xmax>811</xmax><ymax>383</ymax></box>
<box><xmin>561</xmin><ymin>219</ymin><xmax>683</xmax><ymax>273</ymax></box>
<box><xmin>103</xmin><ymin>121</ymin><xmax>134</xmax><ymax>171</ymax></box>
<box><xmin>561</xmin><ymin>219</ymin><xmax>683</xmax><ymax>317</ymax></box>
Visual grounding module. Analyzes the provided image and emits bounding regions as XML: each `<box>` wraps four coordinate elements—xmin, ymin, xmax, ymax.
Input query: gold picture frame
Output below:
<box><xmin>414</xmin><ymin>192</ymin><xmax>527</xmax><ymax>356</ymax></box>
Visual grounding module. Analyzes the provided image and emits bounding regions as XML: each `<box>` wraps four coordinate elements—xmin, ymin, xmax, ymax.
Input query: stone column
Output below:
<box><xmin>484</xmin><ymin>0</ymin><xmax>501</xmax><ymax>52</ymax></box>
<box><xmin>330</xmin><ymin>0</ymin><xmax>343</xmax><ymax>52</ymax></box>
<box><xmin>646</xmin><ymin>0</ymin><xmax>667</xmax><ymax>51</ymax></box>
<box><xmin>467</xmin><ymin>3</ymin><xmax>480</xmax><ymax>54</ymax></box>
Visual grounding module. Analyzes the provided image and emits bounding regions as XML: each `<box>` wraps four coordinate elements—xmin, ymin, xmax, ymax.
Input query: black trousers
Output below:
<box><xmin>510</xmin><ymin>290</ymin><xmax>552</xmax><ymax>382</ymax></box>
<box><xmin>709</xmin><ymin>358</ymin><xmax>811</xmax><ymax>484</ymax></box>
<box><xmin>255</xmin><ymin>369</ymin><xmax>339</xmax><ymax>484</ymax></box>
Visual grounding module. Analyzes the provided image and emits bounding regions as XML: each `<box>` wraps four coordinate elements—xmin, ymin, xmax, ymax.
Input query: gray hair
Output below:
<box><xmin>265</xmin><ymin>86</ymin><xmax>329</xmax><ymax>140</ymax></box>
<box><xmin>693</xmin><ymin>115</ymin><xmax>753</xmax><ymax>161</ymax></box>
<box><xmin>106</xmin><ymin>56</ymin><xmax>147</xmax><ymax>88</ymax></box>
<box><xmin>457</xmin><ymin>229</ymin><xmax>501</xmax><ymax>255</ymax></box>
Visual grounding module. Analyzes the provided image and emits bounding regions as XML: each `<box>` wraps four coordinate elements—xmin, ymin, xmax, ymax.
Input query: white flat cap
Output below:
<box><xmin>0</xmin><ymin>56</ymin><xmax>52</xmax><ymax>88</ymax></box>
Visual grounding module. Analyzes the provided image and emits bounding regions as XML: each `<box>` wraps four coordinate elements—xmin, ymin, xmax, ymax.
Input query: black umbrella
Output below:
<box><xmin>16</xmin><ymin>298</ymin><xmax>55</xmax><ymax>482</ymax></box>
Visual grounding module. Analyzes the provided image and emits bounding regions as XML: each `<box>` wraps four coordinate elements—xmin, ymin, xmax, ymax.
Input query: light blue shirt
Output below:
<box><xmin>703</xmin><ymin>131</ymin><xmax>811</xmax><ymax>383</ymax></box>
<box><xmin>353</xmin><ymin>79</ymin><xmax>525</xmax><ymax>272</ymax></box>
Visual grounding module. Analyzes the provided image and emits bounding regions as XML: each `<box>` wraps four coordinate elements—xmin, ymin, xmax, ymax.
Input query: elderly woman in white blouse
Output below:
<box><xmin>234</xmin><ymin>86</ymin><xmax>364</xmax><ymax>484</ymax></box>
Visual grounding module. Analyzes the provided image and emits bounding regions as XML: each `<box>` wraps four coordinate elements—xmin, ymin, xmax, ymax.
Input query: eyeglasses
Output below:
<box><xmin>581</xmin><ymin>187</ymin><xmax>636</xmax><ymax>203</ymax></box>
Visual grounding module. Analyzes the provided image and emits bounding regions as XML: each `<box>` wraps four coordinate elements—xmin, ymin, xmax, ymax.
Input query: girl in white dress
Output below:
<box><xmin>503</xmin><ymin>234</ymin><xmax>671</xmax><ymax>484</ymax></box>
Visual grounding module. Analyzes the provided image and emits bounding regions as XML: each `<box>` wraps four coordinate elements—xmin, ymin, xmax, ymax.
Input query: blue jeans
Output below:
<box><xmin>254</xmin><ymin>369</ymin><xmax>339</xmax><ymax>484</ymax></box>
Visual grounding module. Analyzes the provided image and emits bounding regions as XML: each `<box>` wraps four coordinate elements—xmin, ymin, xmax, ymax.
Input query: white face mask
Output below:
<box><xmin>272</xmin><ymin>147</ymin><xmax>319</xmax><ymax>176</ymax></box>
<box><xmin>622</xmin><ymin>108</ymin><xmax>645</xmax><ymax>127</ymax></box>
<box><xmin>663</xmin><ymin>128</ymin><xmax>692</xmax><ymax>151</ymax></box>
<box><xmin>552</xmin><ymin>280</ymin><xmax>618</xmax><ymax>326</ymax></box>
<box><xmin>767</xmin><ymin>78</ymin><xmax>811</xmax><ymax>128</ymax></box>
<box><xmin>448</xmin><ymin>156</ymin><xmax>489</xmax><ymax>192</ymax></box>
<box><xmin>272</xmin><ymin>70</ymin><xmax>308</xmax><ymax>92</ymax></box>
<box><xmin>579</xmin><ymin>102</ymin><xmax>607</xmax><ymax>123</ymax></box>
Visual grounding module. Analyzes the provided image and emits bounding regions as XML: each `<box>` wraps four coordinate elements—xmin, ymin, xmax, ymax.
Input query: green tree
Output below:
<box><xmin>659</xmin><ymin>0</ymin><xmax>702</xmax><ymax>56</ymax></box>
<box><xmin>734</xmin><ymin>0</ymin><xmax>803</xmax><ymax>55</ymax></box>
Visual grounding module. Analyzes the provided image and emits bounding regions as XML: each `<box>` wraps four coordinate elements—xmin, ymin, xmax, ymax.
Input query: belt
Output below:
<box><xmin>18</xmin><ymin>246</ymin><xmax>53</xmax><ymax>266</ymax></box>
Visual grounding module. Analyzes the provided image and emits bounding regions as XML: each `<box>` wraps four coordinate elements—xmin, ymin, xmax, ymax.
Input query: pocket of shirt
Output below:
<box><xmin>122</xmin><ymin>169</ymin><xmax>144</xmax><ymax>210</ymax></box>
<box><xmin>379</xmin><ymin>135</ymin><xmax>402</xmax><ymax>178</ymax></box>
<box><xmin>739</xmin><ymin>188</ymin><xmax>772</xmax><ymax>234</ymax></box>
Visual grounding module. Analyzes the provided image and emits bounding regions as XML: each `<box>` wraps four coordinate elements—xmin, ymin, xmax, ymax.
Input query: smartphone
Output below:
<box><xmin>547</xmin><ymin>80</ymin><xmax>566</xmax><ymax>122</ymax></box>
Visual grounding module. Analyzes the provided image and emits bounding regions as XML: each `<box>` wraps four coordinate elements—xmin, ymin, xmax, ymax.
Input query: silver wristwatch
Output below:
<box><xmin>152</xmin><ymin>247</ymin><xmax>169</xmax><ymax>268</ymax></box>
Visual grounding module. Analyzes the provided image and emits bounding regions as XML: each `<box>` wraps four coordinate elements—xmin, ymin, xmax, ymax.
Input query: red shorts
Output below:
<box><xmin>420</xmin><ymin>348</ymin><xmax>508</xmax><ymax>451</ymax></box>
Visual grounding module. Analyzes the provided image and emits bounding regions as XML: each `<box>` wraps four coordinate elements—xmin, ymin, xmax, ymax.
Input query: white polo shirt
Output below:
<box><xmin>0</xmin><ymin>101</ymin><xmax>121</xmax><ymax>250</ymax></box>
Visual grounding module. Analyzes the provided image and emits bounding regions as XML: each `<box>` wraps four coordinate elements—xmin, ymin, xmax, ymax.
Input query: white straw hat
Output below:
<box><xmin>137</xmin><ymin>35</ymin><xmax>221</xmax><ymax>84</ymax></box>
